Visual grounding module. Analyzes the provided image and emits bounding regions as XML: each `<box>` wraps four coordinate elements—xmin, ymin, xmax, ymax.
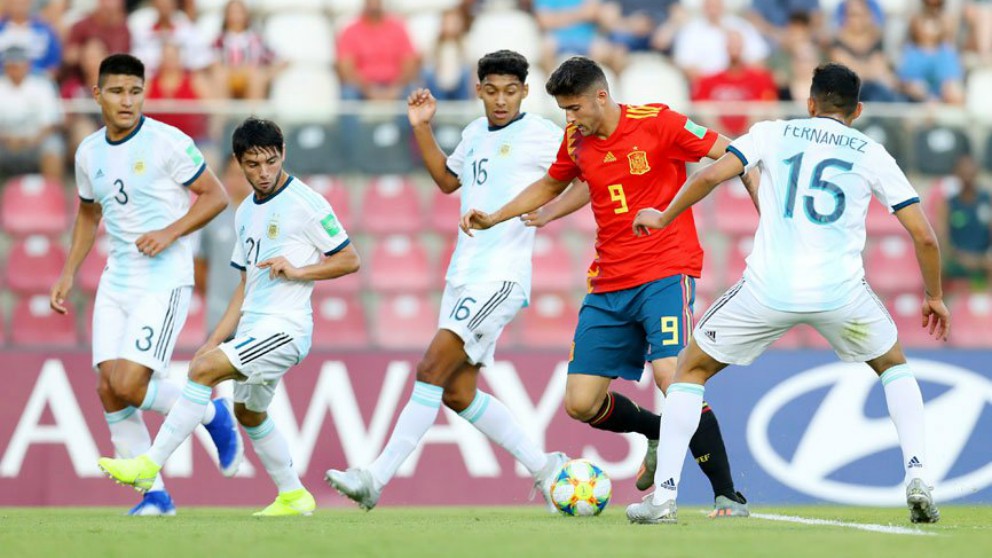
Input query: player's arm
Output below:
<box><xmin>894</xmin><ymin>203</ymin><xmax>950</xmax><ymax>341</ymax></box>
<box><xmin>136</xmin><ymin>168</ymin><xmax>229</xmax><ymax>257</ymax></box>
<box><xmin>521</xmin><ymin>180</ymin><xmax>590</xmax><ymax>228</ymax></box>
<box><xmin>707</xmin><ymin>133</ymin><xmax>760</xmax><ymax>212</ymax></box>
<box><xmin>200</xmin><ymin>271</ymin><xmax>246</xmax><ymax>353</ymax></box>
<box><xmin>633</xmin><ymin>152</ymin><xmax>744</xmax><ymax>236</ymax></box>
<box><xmin>460</xmin><ymin>173</ymin><xmax>571</xmax><ymax>236</ymax></box>
<box><xmin>408</xmin><ymin>88</ymin><xmax>461</xmax><ymax>193</ymax></box>
<box><xmin>258</xmin><ymin>243</ymin><xmax>360</xmax><ymax>282</ymax></box>
<box><xmin>50</xmin><ymin>201</ymin><xmax>102</xmax><ymax>314</ymax></box>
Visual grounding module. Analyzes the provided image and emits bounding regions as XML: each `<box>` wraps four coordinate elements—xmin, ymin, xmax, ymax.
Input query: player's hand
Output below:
<box><xmin>632</xmin><ymin>208</ymin><xmax>665</xmax><ymax>237</ymax></box>
<box><xmin>521</xmin><ymin>207</ymin><xmax>553</xmax><ymax>228</ymax></box>
<box><xmin>460</xmin><ymin>208</ymin><xmax>497</xmax><ymax>237</ymax></box>
<box><xmin>407</xmin><ymin>88</ymin><xmax>437</xmax><ymax>127</ymax></box>
<box><xmin>258</xmin><ymin>256</ymin><xmax>301</xmax><ymax>280</ymax></box>
<box><xmin>49</xmin><ymin>274</ymin><xmax>73</xmax><ymax>315</ymax></box>
<box><xmin>135</xmin><ymin>229</ymin><xmax>178</xmax><ymax>257</ymax></box>
<box><xmin>921</xmin><ymin>297</ymin><xmax>950</xmax><ymax>341</ymax></box>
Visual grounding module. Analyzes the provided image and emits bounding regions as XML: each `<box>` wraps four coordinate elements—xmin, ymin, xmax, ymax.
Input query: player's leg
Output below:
<box><xmin>814</xmin><ymin>281</ymin><xmax>938</xmax><ymax>523</ymax></box>
<box><xmin>237</xmin><ymin>401</ymin><xmax>315</xmax><ymax>517</ymax></box>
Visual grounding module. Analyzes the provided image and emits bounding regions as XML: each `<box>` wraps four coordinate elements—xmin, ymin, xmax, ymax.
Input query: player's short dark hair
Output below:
<box><xmin>477</xmin><ymin>49</ymin><xmax>528</xmax><ymax>83</ymax></box>
<box><xmin>98</xmin><ymin>53</ymin><xmax>144</xmax><ymax>87</ymax></box>
<box><xmin>810</xmin><ymin>63</ymin><xmax>861</xmax><ymax>115</ymax></box>
<box><xmin>232</xmin><ymin>117</ymin><xmax>284</xmax><ymax>161</ymax></box>
<box><xmin>545</xmin><ymin>56</ymin><xmax>608</xmax><ymax>97</ymax></box>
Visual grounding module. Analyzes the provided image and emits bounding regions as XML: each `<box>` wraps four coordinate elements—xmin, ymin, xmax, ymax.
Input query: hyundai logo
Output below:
<box><xmin>748</xmin><ymin>360</ymin><xmax>992</xmax><ymax>505</ymax></box>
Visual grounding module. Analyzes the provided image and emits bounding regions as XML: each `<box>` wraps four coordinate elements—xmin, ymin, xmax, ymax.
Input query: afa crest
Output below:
<box><xmin>267</xmin><ymin>216</ymin><xmax>279</xmax><ymax>239</ymax></box>
<box><xmin>133</xmin><ymin>160</ymin><xmax>146</xmax><ymax>175</ymax></box>
<box><xmin>627</xmin><ymin>150</ymin><xmax>650</xmax><ymax>175</ymax></box>
<box><xmin>499</xmin><ymin>143</ymin><xmax>512</xmax><ymax>157</ymax></box>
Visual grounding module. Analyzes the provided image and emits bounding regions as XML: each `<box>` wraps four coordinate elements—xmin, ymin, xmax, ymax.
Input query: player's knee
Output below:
<box><xmin>563</xmin><ymin>393</ymin><xmax>598</xmax><ymax>422</ymax></box>
<box><xmin>234</xmin><ymin>405</ymin><xmax>265</xmax><ymax>428</ymax></box>
<box><xmin>414</xmin><ymin>358</ymin><xmax>447</xmax><ymax>387</ymax></box>
<box><xmin>96</xmin><ymin>371</ymin><xmax>115</xmax><ymax>401</ymax></box>
<box><xmin>108</xmin><ymin>372</ymin><xmax>147</xmax><ymax>407</ymax></box>
<box><xmin>442</xmin><ymin>385</ymin><xmax>475</xmax><ymax>413</ymax></box>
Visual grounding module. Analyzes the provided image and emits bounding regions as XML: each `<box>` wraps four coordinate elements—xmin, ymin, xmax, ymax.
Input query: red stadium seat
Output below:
<box><xmin>434</xmin><ymin>239</ymin><xmax>457</xmax><ymax>288</ymax></box>
<box><xmin>887</xmin><ymin>292</ymin><xmax>943</xmax><ymax>348</ymax></box>
<box><xmin>723</xmin><ymin>235</ymin><xmax>753</xmax><ymax>291</ymax></box>
<box><xmin>306</xmin><ymin>175</ymin><xmax>354</xmax><ymax>231</ymax></box>
<box><xmin>428</xmin><ymin>187</ymin><xmax>462</xmax><ymax>233</ymax></box>
<box><xmin>312</xmin><ymin>294</ymin><xmax>370</xmax><ymax>349</ymax></box>
<box><xmin>361</xmin><ymin>175</ymin><xmax>423</xmax><ymax>234</ymax></box>
<box><xmin>714</xmin><ymin>180</ymin><xmax>759</xmax><ymax>236</ymax></box>
<box><xmin>369</xmin><ymin>235</ymin><xmax>432</xmax><ymax>292</ymax></box>
<box><xmin>12</xmin><ymin>295</ymin><xmax>79</xmax><ymax>347</ymax></box>
<box><xmin>175</xmin><ymin>292</ymin><xmax>206</xmax><ymax>350</ymax></box>
<box><xmin>864</xmin><ymin>236</ymin><xmax>923</xmax><ymax>295</ymax></box>
<box><xmin>518</xmin><ymin>292</ymin><xmax>578</xmax><ymax>349</ymax></box>
<box><xmin>532</xmin><ymin>234</ymin><xmax>578</xmax><ymax>292</ymax></box>
<box><xmin>1</xmin><ymin>175</ymin><xmax>68</xmax><ymax>236</ymax></box>
<box><xmin>866</xmin><ymin>198</ymin><xmax>905</xmax><ymax>237</ymax></box>
<box><xmin>373</xmin><ymin>294</ymin><xmax>438</xmax><ymax>349</ymax></box>
<box><xmin>79</xmin><ymin>234</ymin><xmax>110</xmax><ymax>293</ymax></box>
<box><xmin>950</xmin><ymin>293</ymin><xmax>992</xmax><ymax>348</ymax></box>
<box><xmin>5</xmin><ymin>235</ymin><xmax>67</xmax><ymax>295</ymax></box>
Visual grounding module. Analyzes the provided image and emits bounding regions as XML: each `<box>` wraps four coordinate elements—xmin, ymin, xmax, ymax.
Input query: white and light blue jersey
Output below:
<box><xmin>75</xmin><ymin>116</ymin><xmax>206</xmax><ymax>293</ymax></box>
<box><xmin>444</xmin><ymin>113</ymin><xmax>562</xmax><ymax>299</ymax></box>
<box><xmin>231</xmin><ymin>176</ymin><xmax>350</xmax><ymax>327</ymax></box>
<box><xmin>728</xmin><ymin>117</ymin><xmax>919</xmax><ymax>311</ymax></box>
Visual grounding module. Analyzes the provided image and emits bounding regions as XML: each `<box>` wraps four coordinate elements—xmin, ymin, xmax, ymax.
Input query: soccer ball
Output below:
<box><xmin>550</xmin><ymin>459</ymin><xmax>612</xmax><ymax>516</ymax></box>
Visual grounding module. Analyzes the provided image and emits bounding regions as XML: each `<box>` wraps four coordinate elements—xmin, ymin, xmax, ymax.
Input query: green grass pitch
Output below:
<box><xmin>2</xmin><ymin>506</ymin><xmax>990</xmax><ymax>558</ymax></box>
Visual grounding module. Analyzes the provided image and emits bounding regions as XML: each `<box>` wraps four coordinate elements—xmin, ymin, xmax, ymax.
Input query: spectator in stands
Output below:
<box><xmin>335</xmin><ymin>0</ymin><xmax>420</xmax><ymax>102</ymax></box>
<box><xmin>830</xmin><ymin>0</ymin><xmax>901</xmax><ymax>102</ymax></box>
<box><xmin>963</xmin><ymin>0</ymin><xmax>992</xmax><ymax>66</ymax></box>
<box><xmin>919</xmin><ymin>0</ymin><xmax>959</xmax><ymax>45</ymax></box>
<box><xmin>0</xmin><ymin>45</ymin><xmax>64</xmax><ymax>181</ymax></box>
<box><xmin>424</xmin><ymin>8</ymin><xmax>472</xmax><ymax>101</ymax></box>
<box><xmin>600</xmin><ymin>0</ymin><xmax>685</xmax><ymax>68</ymax></box>
<box><xmin>146</xmin><ymin>42</ymin><xmax>213</xmax><ymax>143</ymax></box>
<box><xmin>673</xmin><ymin>0</ymin><xmax>769</xmax><ymax>81</ymax></box>
<box><xmin>131</xmin><ymin>0</ymin><xmax>214</xmax><ymax>74</ymax></box>
<box><xmin>533</xmin><ymin>0</ymin><xmax>610</xmax><ymax>72</ymax></box>
<box><xmin>897</xmin><ymin>7</ymin><xmax>965</xmax><ymax>104</ymax></box>
<box><xmin>62</xmin><ymin>0</ymin><xmax>130</xmax><ymax>84</ymax></box>
<box><xmin>767</xmin><ymin>12</ymin><xmax>824</xmax><ymax>100</ymax></box>
<box><xmin>0</xmin><ymin>0</ymin><xmax>61</xmax><ymax>77</ymax></box>
<box><xmin>211</xmin><ymin>0</ymin><xmax>278</xmax><ymax>100</ymax></box>
<box><xmin>746</xmin><ymin>0</ymin><xmax>821</xmax><ymax>47</ymax></box>
<box><xmin>61</xmin><ymin>38</ymin><xmax>106</xmax><ymax>158</ymax></box>
<box><xmin>691</xmin><ymin>29</ymin><xmax>778</xmax><ymax>136</ymax></box>
<box><xmin>832</xmin><ymin>0</ymin><xmax>883</xmax><ymax>28</ymax></box>
<box><xmin>936</xmin><ymin>154</ymin><xmax>992</xmax><ymax>289</ymax></box>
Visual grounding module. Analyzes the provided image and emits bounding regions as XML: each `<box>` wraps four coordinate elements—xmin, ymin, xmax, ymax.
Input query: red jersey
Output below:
<box><xmin>548</xmin><ymin>104</ymin><xmax>717</xmax><ymax>293</ymax></box>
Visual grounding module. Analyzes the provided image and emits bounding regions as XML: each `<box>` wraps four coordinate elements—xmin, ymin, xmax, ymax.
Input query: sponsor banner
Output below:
<box><xmin>0</xmin><ymin>350</ymin><xmax>989</xmax><ymax>507</ymax></box>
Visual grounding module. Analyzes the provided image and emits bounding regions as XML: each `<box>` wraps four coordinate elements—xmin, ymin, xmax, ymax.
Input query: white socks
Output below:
<box><xmin>245</xmin><ymin>417</ymin><xmax>303</xmax><ymax>493</ymax></box>
<box><xmin>881</xmin><ymin>364</ymin><xmax>928</xmax><ymax>483</ymax></box>
<box><xmin>460</xmin><ymin>390</ymin><xmax>547</xmax><ymax>475</ymax></box>
<box><xmin>652</xmin><ymin>383</ymin><xmax>705</xmax><ymax>505</ymax></box>
<box><xmin>140</xmin><ymin>378</ymin><xmax>216</xmax><ymax>424</ymax></box>
<box><xmin>368</xmin><ymin>381</ymin><xmax>443</xmax><ymax>491</ymax></box>
<box><xmin>147</xmin><ymin>380</ymin><xmax>212</xmax><ymax>466</ymax></box>
<box><xmin>104</xmin><ymin>407</ymin><xmax>165</xmax><ymax>492</ymax></box>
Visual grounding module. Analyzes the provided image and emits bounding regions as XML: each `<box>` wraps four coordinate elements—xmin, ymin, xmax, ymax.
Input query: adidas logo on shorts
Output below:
<box><xmin>704</xmin><ymin>330</ymin><xmax>717</xmax><ymax>342</ymax></box>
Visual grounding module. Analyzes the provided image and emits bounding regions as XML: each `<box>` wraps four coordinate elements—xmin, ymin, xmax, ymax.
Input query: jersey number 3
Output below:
<box><xmin>783</xmin><ymin>153</ymin><xmax>852</xmax><ymax>224</ymax></box>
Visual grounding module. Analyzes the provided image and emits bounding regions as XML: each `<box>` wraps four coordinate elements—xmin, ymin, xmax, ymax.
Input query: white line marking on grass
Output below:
<box><xmin>750</xmin><ymin>513</ymin><xmax>936</xmax><ymax>536</ymax></box>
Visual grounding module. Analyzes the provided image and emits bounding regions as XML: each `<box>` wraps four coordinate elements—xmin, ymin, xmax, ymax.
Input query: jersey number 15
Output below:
<box><xmin>783</xmin><ymin>153</ymin><xmax>852</xmax><ymax>225</ymax></box>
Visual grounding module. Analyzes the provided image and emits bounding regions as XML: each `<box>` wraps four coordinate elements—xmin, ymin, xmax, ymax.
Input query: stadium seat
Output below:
<box><xmin>285</xmin><ymin>123</ymin><xmax>349</xmax><ymax>175</ymax></box>
<box><xmin>518</xmin><ymin>292</ymin><xmax>578</xmax><ymax>350</ymax></box>
<box><xmin>368</xmin><ymin>235</ymin><xmax>432</xmax><ymax>292</ymax></box>
<box><xmin>886</xmin><ymin>292</ymin><xmax>943</xmax><ymax>348</ymax></box>
<box><xmin>389</xmin><ymin>0</ymin><xmax>461</xmax><ymax>13</ymax></box>
<box><xmin>1</xmin><ymin>175</ymin><xmax>68</xmax><ymax>236</ymax></box>
<box><xmin>520</xmin><ymin>65</ymin><xmax>560</xmax><ymax>117</ymax></box>
<box><xmin>950</xmin><ymin>293</ymin><xmax>992</xmax><ymax>348</ymax></box>
<box><xmin>912</xmin><ymin>125</ymin><xmax>971</xmax><ymax>176</ymax></box>
<box><xmin>618</xmin><ymin>56</ymin><xmax>689</xmax><ymax>112</ymax></box>
<box><xmin>865</xmin><ymin>198</ymin><xmax>906</xmax><ymax>237</ymax></box>
<box><xmin>532</xmin><ymin>234</ymin><xmax>578</xmax><ymax>292</ymax></box>
<box><xmin>855</xmin><ymin>117</ymin><xmax>907</xmax><ymax>168</ymax></box>
<box><xmin>373</xmin><ymin>293</ymin><xmax>438</xmax><ymax>349</ymax></box>
<box><xmin>723</xmin><ymin>235</ymin><xmax>753</xmax><ymax>291</ymax></box>
<box><xmin>864</xmin><ymin>236</ymin><xmax>924</xmax><ymax>295</ymax></box>
<box><xmin>352</xmin><ymin>117</ymin><xmax>416</xmax><ymax>175</ymax></box>
<box><xmin>428</xmin><ymin>187</ymin><xmax>462</xmax><ymax>233</ymax></box>
<box><xmin>431</xmin><ymin>114</ymin><xmax>470</xmax><ymax>155</ymax></box>
<box><xmin>434</xmin><ymin>238</ymin><xmax>457</xmax><ymax>288</ymax></box>
<box><xmin>312</xmin><ymin>294</ymin><xmax>370</xmax><ymax>349</ymax></box>
<box><xmin>79</xmin><ymin>233</ymin><xmax>110</xmax><ymax>293</ymax></box>
<box><xmin>713</xmin><ymin>180</ymin><xmax>759</xmax><ymax>236</ymax></box>
<box><xmin>465</xmin><ymin>10</ymin><xmax>542</xmax><ymax>66</ymax></box>
<box><xmin>263</xmin><ymin>13</ymin><xmax>333</xmax><ymax>65</ymax></box>
<box><xmin>966</xmin><ymin>67</ymin><xmax>992</xmax><ymax>124</ymax></box>
<box><xmin>361</xmin><ymin>175</ymin><xmax>424</xmax><ymax>234</ymax></box>
<box><xmin>5</xmin><ymin>235</ymin><xmax>66</xmax><ymax>295</ymax></box>
<box><xmin>175</xmin><ymin>292</ymin><xmax>206</xmax><ymax>350</ymax></box>
<box><xmin>327</xmin><ymin>0</ymin><xmax>363</xmax><ymax>15</ymax></box>
<box><xmin>12</xmin><ymin>295</ymin><xmax>79</xmax><ymax>348</ymax></box>
<box><xmin>305</xmin><ymin>175</ymin><xmax>354</xmax><ymax>231</ymax></box>
<box><xmin>270</xmin><ymin>65</ymin><xmax>339</xmax><ymax>124</ymax></box>
<box><xmin>405</xmin><ymin>11</ymin><xmax>442</xmax><ymax>55</ymax></box>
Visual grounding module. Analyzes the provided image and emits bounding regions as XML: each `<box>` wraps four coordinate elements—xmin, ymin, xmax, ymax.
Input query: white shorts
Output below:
<box><xmin>439</xmin><ymin>281</ymin><xmax>526</xmax><ymax>367</ymax></box>
<box><xmin>92</xmin><ymin>285</ymin><xmax>192</xmax><ymax>374</ymax></box>
<box><xmin>219</xmin><ymin>315</ymin><xmax>310</xmax><ymax>412</ymax></box>
<box><xmin>694</xmin><ymin>278</ymin><xmax>897</xmax><ymax>366</ymax></box>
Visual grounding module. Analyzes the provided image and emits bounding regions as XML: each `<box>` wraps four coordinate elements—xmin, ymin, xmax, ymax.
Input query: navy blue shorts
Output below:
<box><xmin>568</xmin><ymin>275</ymin><xmax>695</xmax><ymax>381</ymax></box>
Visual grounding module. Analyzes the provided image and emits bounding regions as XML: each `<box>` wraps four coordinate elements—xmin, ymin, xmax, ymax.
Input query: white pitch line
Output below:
<box><xmin>750</xmin><ymin>513</ymin><xmax>936</xmax><ymax>536</ymax></box>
